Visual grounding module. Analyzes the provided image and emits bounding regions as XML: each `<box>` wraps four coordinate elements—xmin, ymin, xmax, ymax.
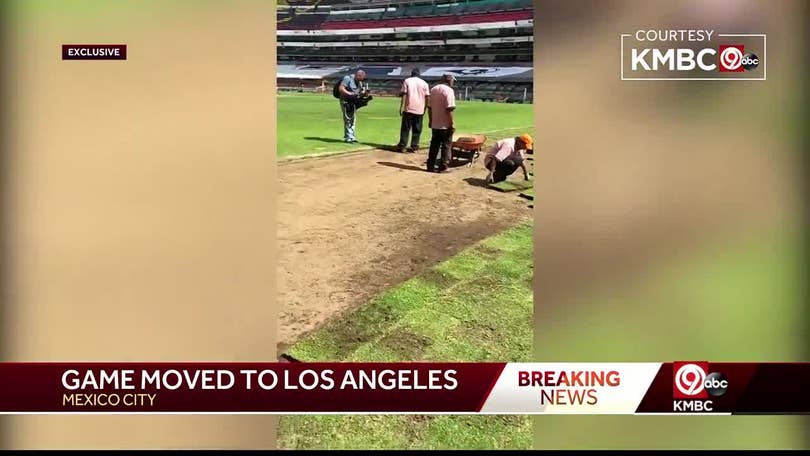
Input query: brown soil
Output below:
<box><xmin>277</xmin><ymin>150</ymin><xmax>532</xmax><ymax>347</ymax></box>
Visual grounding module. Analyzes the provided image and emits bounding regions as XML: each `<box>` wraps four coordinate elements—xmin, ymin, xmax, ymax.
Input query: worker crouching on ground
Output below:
<box><xmin>484</xmin><ymin>133</ymin><xmax>532</xmax><ymax>183</ymax></box>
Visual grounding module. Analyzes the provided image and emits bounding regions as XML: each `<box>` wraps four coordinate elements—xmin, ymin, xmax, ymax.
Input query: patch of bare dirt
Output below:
<box><xmin>277</xmin><ymin>150</ymin><xmax>532</xmax><ymax>347</ymax></box>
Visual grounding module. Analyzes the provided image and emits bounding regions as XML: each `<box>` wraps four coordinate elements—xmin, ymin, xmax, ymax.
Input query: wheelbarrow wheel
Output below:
<box><xmin>471</xmin><ymin>150</ymin><xmax>480</xmax><ymax>167</ymax></box>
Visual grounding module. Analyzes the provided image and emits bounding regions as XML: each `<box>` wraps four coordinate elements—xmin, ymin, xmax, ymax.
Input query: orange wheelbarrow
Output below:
<box><xmin>451</xmin><ymin>133</ymin><xmax>487</xmax><ymax>167</ymax></box>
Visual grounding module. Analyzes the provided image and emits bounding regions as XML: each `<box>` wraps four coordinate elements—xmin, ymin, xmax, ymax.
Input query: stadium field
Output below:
<box><xmin>278</xmin><ymin>222</ymin><xmax>533</xmax><ymax>450</ymax></box>
<box><xmin>276</xmin><ymin>97</ymin><xmax>535</xmax><ymax>448</ymax></box>
<box><xmin>277</xmin><ymin>92</ymin><xmax>534</xmax><ymax>158</ymax></box>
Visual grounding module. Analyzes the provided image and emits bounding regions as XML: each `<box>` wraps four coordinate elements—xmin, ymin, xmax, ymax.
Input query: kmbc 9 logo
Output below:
<box><xmin>673</xmin><ymin>362</ymin><xmax>728</xmax><ymax>399</ymax></box>
<box><xmin>718</xmin><ymin>45</ymin><xmax>759</xmax><ymax>72</ymax></box>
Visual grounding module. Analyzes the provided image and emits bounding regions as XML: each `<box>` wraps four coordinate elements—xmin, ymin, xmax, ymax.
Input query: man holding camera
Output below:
<box><xmin>337</xmin><ymin>70</ymin><xmax>368</xmax><ymax>143</ymax></box>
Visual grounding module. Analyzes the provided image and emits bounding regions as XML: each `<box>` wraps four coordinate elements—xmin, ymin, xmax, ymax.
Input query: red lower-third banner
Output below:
<box><xmin>0</xmin><ymin>362</ymin><xmax>807</xmax><ymax>414</ymax></box>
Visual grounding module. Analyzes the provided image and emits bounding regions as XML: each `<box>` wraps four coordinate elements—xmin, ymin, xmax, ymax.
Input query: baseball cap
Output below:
<box><xmin>518</xmin><ymin>133</ymin><xmax>533</xmax><ymax>150</ymax></box>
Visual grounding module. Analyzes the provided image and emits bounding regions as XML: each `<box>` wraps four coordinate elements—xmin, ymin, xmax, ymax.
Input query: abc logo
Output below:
<box><xmin>674</xmin><ymin>363</ymin><xmax>728</xmax><ymax>398</ymax></box>
<box><xmin>704</xmin><ymin>372</ymin><xmax>728</xmax><ymax>396</ymax></box>
<box><xmin>719</xmin><ymin>45</ymin><xmax>759</xmax><ymax>72</ymax></box>
<box><xmin>742</xmin><ymin>53</ymin><xmax>759</xmax><ymax>70</ymax></box>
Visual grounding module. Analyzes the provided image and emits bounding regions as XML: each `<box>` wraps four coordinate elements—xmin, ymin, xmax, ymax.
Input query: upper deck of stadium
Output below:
<box><xmin>277</xmin><ymin>0</ymin><xmax>533</xmax><ymax>32</ymax></box>
<box><xmin>276</xmin><ymin>0</ymin><xmax>534</xmax><ymax>101</ymax></box>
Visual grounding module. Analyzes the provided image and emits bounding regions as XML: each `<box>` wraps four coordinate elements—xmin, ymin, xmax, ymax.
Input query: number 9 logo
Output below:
<box><xmin>675</xmin><ymin>363</ymin><xmax>707</xmax><ymax>396</ymax></box>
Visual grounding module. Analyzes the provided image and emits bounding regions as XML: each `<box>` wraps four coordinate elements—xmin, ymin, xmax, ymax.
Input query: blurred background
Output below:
<box><xmin>533</xmin><ymin>0</ymin><xmax>808</xmax><ymax>449</ymax></box>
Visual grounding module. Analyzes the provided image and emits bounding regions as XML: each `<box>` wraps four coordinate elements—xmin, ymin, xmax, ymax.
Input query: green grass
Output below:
<box><xmin>533</xmin><ymin>225</ymin><xmax>807</xmax><ymax>449</ymax></box>
<box><xmin>279</xmin><ymin>221</ymin><xmax>534</xmax><ymax>450</ymax></box>
<box><xmin>489</xmin><ymin>179</ymin><xmax>533</xmax><ymax>193</ymax></box>
<box><xmin>277</xmin><ymin>92</ymin><xmax>534</xmax><ymax>158</ymax></box>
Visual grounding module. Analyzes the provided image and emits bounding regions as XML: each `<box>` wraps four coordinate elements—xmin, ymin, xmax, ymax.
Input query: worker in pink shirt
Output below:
<box><xmin>426</xmin><ymin>74</ymin><xmax>457</xmax><ymax>173</ymax></box>
<box><xmin>396</xmin><ymin>68</ymin><xmax>430</xmax><ymax>153</ymax></box>
<box><xmin>484</xmin><ymin>133</ymin><xmax>533</xmax><ymax>183</ymax></box>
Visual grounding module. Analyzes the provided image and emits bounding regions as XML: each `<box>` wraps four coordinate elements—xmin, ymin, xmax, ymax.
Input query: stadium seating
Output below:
<box><xmin>328</xmin><ymin>0</ymin><xmax>532</xmax><ymax>19</ymax></box>
<box><xmin>277</xmin><ymin>0</ymin><xmax>534</xmax><ymax>103</ymax></box>
<box><xmin>277</xmin><ymin>54</ymin><xmax>532</xmax><ymax>64</ymax></box>
<box><xmin>278</xmin><ymin>44</ymin><xmax>533</xmax><ymax>61</ymax></box>
<box><xmin>329</xmin><ymin>11</ymin><xmax>385</xmax><ymax>22</ymax></box>
<box><xmin>319</xmin><ymin>10</ymin><xmax>532</xmax><ymax>30</ymax></box>
<box><xmin>367</xmin><ymin>78</ymin><xmax>532</xmax><ymax>102</ymax></box>
<box><xmin>278</xmin><ymin>0</ymin><xmax>533</xmax><ymax>30</ymax></box>
<box><xmin>284</xmin><ymin>0</ymin><xmax>321</xmax><ymax>6</ymax></box>
<box><xmin>279</xmin><ymin>12</ymin><xmax>329</xmax><ymax>30</ymax></box>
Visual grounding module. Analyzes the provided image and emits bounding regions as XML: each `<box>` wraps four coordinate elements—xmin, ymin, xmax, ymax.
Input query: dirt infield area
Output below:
<box><xmin>277</xmin><ymin>149</ymin><xmax>532</xmax><ymax>348</ymax></box>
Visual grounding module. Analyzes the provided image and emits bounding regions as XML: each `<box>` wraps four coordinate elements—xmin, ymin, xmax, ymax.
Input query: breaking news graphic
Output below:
<box><xmin>0</xmin><ymin>362</ymin><xmax>807</xmax><ymax>415</ymax></box>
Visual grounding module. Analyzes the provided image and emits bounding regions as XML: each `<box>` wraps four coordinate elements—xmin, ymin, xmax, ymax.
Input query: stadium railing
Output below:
<box><xmin>316</xmin><ymin>0</ymin><xmax>532</xmax><ymax>21</ymax></box>
<box><xmin>298</xmin><ymin>76</ymin><xmax>533</xmax><ymax>103</ymax></box>
<box><xmin>278</xmin><ymin>0</ymin><xmax>533</xmax><ymax>30</ymax></box>
<box><xmin>318</xmin><ymin>10</ymin><xmax>532</xmax><ymax>30</ymax></box>
<box><xmin>277</xmin><ymin>41</ymin><xmax>533</xmax><ymax>54</ymax></box>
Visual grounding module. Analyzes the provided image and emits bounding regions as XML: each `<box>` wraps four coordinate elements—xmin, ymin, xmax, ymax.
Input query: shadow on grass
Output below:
<box><xmin>304</xmin><ymin>136</ymin><xmax>346</xmax><ymax>144</ymax></box>
<box><xmin>304</xmin><ymin>137</ymin><xmax>400</xmax><ymax>153</ymax></box>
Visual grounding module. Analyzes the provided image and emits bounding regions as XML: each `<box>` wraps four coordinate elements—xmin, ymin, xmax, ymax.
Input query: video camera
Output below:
<box><xmin>350</xmin><ymin>83</ymin><xmax>373</xmax><ymax>110</ymax></box>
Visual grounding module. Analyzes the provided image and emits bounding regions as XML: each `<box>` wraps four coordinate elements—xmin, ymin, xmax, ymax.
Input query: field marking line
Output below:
<box><xmin>278</xmin><ymin>126</ymin><xmax>535</xmax><ymax>164</ymax></box>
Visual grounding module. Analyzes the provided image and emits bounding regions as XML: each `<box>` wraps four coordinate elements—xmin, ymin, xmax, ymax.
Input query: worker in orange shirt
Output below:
<box><xmin>484</xmin><ymin>133</ymin><xmax>532</xmax><ymax>183</ymax></box>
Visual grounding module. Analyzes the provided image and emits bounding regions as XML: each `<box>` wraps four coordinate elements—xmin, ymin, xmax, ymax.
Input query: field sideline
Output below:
<box><xmin>277</xmin><ymin>92</ymin><xmax>534</xmax><ymax>158</ymax></box>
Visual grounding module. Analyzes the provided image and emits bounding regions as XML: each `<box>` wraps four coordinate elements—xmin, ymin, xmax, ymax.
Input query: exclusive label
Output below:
<box><xmin>62</xmin><ymin>44</ymin><xmax>127</xmax><ymax>60</ymax></box>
